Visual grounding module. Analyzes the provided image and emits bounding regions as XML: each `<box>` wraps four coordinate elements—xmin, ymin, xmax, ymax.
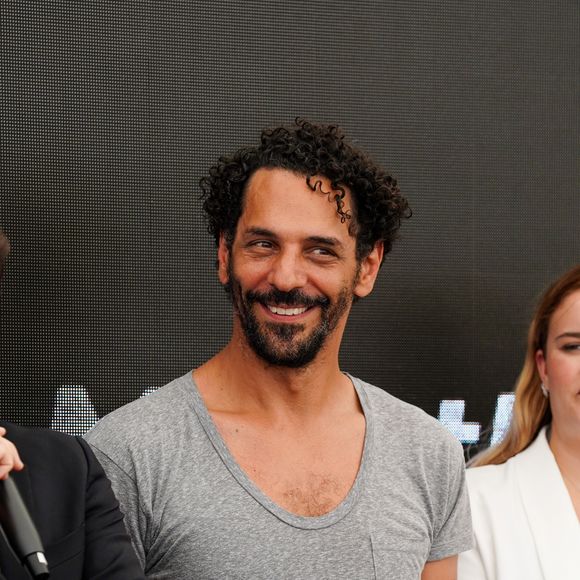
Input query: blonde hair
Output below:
<box><xmin>471</xmin><ymin>264</ymin><xmax>580</xmax><ymax>467</ymax></box>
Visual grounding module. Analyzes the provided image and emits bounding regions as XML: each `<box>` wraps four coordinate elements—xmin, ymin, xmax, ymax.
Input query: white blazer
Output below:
<box><xmin>458</xmin><ymin>427</ymin><xmax>580</xmax><ymax>580</ymax></box>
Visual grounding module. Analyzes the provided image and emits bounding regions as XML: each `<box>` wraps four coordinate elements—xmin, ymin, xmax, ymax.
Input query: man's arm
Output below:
<box><xmin>425</xmin><ymin>430</ymin><xmax>473</xmax><ymax>575</ymax></box>
<box><xmin>85</xmin><ymin>441</ymin><xmax>149</xmax><ymax>568</ymax></box>
<box><xmin>422</xmin><ymin>555</ymin><xmax>457</xmax><ymax>580</ymax></box>
<box><xmin>77</xmin><ymin>437</ymin><xmax>145</xmax><ymax>579</ymax></box>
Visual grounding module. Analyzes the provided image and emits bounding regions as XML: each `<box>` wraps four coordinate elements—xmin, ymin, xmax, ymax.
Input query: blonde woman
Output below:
<box><xmin>458</xmin><ymin>265</ymin><xmax>580</xmax><ymax>580</ymax></box>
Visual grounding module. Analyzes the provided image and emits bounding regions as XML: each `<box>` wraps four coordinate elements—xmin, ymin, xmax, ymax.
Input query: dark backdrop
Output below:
<box><xmin>1</xmin><ymin>1</ymin><xmax>579</xmax><ymax>445</ymax></box>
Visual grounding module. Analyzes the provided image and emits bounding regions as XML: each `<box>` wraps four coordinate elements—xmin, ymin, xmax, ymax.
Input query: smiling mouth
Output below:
<box><xmin>266</xmin><ymin>305</ymin><xmax>309</xmax><ymax>316</ymax></box>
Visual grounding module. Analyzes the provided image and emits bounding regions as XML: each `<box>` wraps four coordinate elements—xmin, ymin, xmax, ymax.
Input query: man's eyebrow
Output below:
<box><xmin>242</xmin><ymin>230</ymin><xmax>345</xmax><ymax>250</ymax></box>
<box><xmin>243</xmin><ymin>227</ymin><xmax>276</xmax><ymax>238</ymax></box>
<box><xmin>555</xmin><ymin>332</ymin><xmax>580</xmax><ymax>340</ymax></box>
<box><xmin>307</xmin><ymin>236</ymin><xmax>345</xmax><ymax>249</ymax></box>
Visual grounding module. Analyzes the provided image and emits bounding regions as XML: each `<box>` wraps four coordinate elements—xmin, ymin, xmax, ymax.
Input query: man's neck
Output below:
<box><xmin>193</xmin><ymin>338</ymin><xmax>354</xmax><ymax>422</ymax></box>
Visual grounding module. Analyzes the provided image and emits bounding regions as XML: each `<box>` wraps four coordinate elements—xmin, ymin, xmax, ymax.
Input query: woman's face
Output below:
<box><xmin>536</xmin><ymin>289</ymin><xmax>580</xmax><ymax>438</ymax></box>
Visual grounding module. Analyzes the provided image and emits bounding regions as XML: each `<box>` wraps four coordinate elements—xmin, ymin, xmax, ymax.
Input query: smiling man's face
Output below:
<box><xmin>218</xmin><ymin>167</ymin><xmax>378</xmax><ymax>368</ymax></box>
<box><xmin>226</xmin><ymin>261</ymin><xmax>353</xmax><ymax>368</ymax></box>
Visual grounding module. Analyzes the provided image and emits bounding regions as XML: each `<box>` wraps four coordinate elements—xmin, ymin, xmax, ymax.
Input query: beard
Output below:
<box><xmin>226</xmin><ymin>264</ymin><xmax>353</xmax><ymax>368</ymax></box>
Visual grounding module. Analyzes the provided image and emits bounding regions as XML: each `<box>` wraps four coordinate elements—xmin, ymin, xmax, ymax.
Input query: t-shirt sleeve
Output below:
<box><xmin>77</xmin><ymin>438</ymin><xmax>146</xmax><ymax>579</ymax></box>
<box><xmin>428</xmin><ymin>437</ymin><xmax>473</xmax><ymax>561</ymax></box>
<box><xmin>86</xmin><ymin>442</ymin><xmax>150</xmax><ymax>570</ymax></box>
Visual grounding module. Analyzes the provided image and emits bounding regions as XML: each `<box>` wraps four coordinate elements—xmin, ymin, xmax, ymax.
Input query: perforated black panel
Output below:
<box><xmin>1</xmin><ymin>2</ymin><xmax>579</xmax><ymax>447</ymax></box>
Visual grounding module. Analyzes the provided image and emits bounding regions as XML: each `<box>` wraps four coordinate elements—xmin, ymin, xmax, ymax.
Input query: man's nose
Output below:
<box><xmin>266</xmin><ymin>250</ymin><xmax>308</xmax><ymax>292</ymax></box>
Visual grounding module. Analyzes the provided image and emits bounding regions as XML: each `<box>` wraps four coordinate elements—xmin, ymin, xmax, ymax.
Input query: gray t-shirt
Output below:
<box><xmin>85</xmin><ymin>372</ymin><xmax>472</xmax><ymax>579</ymax></box>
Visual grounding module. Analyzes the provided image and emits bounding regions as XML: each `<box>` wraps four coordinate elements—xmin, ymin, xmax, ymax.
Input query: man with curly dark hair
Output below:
<box><xmin>201</xmin><ymin>118</ymin><xmax>409</xmax><ymax>263</ymax></box>
<box><xmin>87</xmin><ymin>119</ymin><xmax>472</xmax><ymax>579</ymax></box>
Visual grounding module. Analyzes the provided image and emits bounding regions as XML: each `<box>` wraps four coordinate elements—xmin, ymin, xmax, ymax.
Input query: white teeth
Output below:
<box><xmin>268</xmin><ymin>305</ymin><xmax>307</xmax><ymax>316</ymax></box>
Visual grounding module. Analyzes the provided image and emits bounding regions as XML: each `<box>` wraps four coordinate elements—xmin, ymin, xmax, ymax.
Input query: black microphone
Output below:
<box><xmin>0</xmin><ymin>477</ymin><xmax>49</xmax><ymax>579</ymax></box>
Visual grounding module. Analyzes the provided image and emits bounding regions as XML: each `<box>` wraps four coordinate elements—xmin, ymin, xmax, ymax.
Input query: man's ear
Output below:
<box><xmin>217</xmin><ymin>234</ymin><xmax>230</xmax><ymax>285</ymax></box>
<box><xmin>353</xmin><ymin>241</ymin><xmax>383</xmax><ymax>299</ymax></box>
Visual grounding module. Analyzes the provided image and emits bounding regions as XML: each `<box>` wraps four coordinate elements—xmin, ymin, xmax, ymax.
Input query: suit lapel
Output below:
<box><xmin>514</xmin><ymin>427</ymin><xmax>580</xmax><ymax>580</ymax></box>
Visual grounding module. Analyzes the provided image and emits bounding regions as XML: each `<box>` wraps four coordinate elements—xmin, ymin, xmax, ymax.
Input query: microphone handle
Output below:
<box><xmin>0</xmin><ymin>477</ymin><xmax>50</xmax><ymax>579</ymax></box>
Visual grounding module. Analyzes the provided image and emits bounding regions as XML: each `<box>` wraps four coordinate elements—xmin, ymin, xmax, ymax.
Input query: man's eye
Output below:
<box><xmin>247</xmin><ymin>240</ymin><xmax>276</xmax><ymax>252</ymax></box>
<box><xmin>311</xmin><ymin>247</ymin><xmax>335</xmax><ymax>257</ymax></box>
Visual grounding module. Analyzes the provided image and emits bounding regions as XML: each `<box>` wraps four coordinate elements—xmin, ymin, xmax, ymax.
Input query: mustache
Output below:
<box><xmin>245</xmin><ymin>288</ymin><xmax>330</xmax><ymax>309</ymax></box>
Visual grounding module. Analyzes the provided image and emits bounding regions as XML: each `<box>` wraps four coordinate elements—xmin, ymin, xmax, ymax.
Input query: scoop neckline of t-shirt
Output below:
<box><xmin>183</xmin><ymin>371</ymin><xmax>373</xmax><ymax>530</ymax></box>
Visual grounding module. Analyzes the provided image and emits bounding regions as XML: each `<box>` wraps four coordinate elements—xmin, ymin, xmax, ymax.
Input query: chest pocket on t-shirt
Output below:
<box><xmin>370</xmin><ymin>531</ymin><xmax>429</xmax><ymax>580</ymax></box>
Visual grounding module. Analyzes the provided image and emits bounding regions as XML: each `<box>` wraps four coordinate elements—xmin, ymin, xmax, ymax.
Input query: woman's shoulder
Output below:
<box><xmin>466</xmin><ymin>458</ymin><xmax>515</xmax><ymax>496</ymax></box>
<box><xmin>467</xmin><ymin>429</ymin><xmax>550</xmax><ymax>492</ymax></box>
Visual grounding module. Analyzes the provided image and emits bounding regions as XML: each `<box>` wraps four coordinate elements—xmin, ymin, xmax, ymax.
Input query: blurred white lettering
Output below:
<box><xmin>51</xmin><ymin>385</ymin><xmax>99</xmax><ymax>436</ymax></box>
<box><xmin>490</xmin><ymin>393</ymin><xmax>515</xmax><ymax>445</ymax></box>
<box><xmin>49</xmin><ymin>385</ymin><xmax>516</xmax><ymax>444</ymax></box>
<box><xmin>50</xmin><ymin>384</ymin><xmax>158</xmax><ymax>436</ymax></box>
<box><xmin>438</xmin><ymin>400</ymin><xmax>481</xmax><ymax>444</ymax></box>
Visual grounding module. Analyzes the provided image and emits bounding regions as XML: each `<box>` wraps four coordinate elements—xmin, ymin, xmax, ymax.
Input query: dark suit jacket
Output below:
<box><xmin>0</xmin><ymin>422</ymin><xmax>145</xmax><ymax>579</ymax></box>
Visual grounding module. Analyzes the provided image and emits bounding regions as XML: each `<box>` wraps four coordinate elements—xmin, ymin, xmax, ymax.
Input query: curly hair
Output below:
<box><xmin>200</xmin><ymin>118</ymin><xmax>411</xmax><ymax>263</ymax></box>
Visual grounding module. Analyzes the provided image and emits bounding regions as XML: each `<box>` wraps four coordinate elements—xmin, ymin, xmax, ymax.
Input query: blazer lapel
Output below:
<box><xmin>514</xmin><ymin>427</ymin><xmax>580</xmax><ymax>580</ymax></box>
